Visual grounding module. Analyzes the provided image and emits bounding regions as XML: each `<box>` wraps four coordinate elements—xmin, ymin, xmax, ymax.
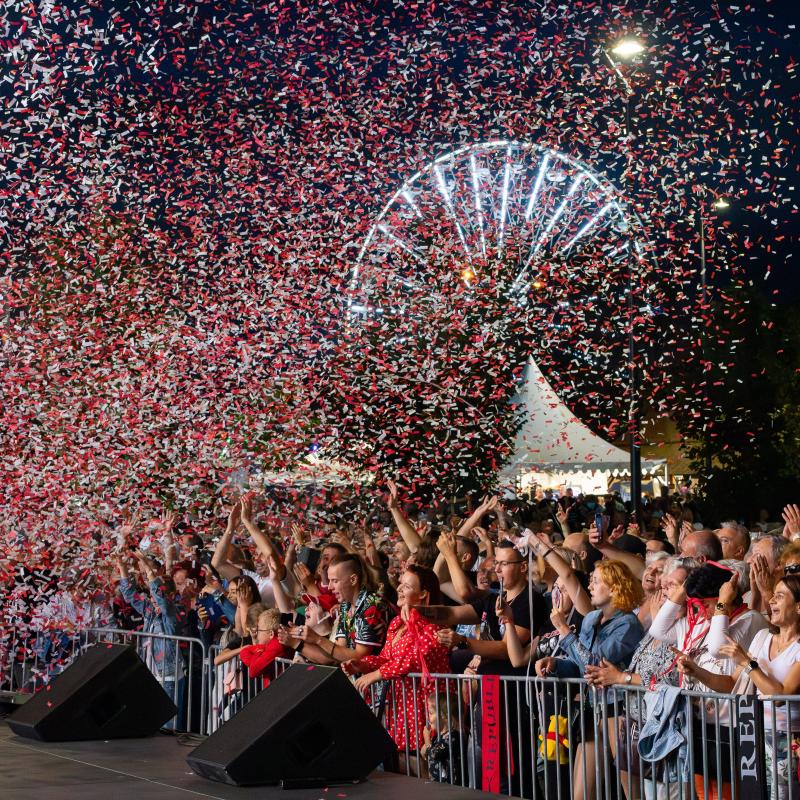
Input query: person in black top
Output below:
<box><xmin>416</xmin><ymin>541</ymin><xmax>549</xmax><ymax>675</ymax></box>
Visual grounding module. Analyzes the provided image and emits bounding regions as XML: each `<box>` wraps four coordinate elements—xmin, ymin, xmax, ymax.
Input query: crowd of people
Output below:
<box><xmin>3</xmin><ymin>483</ymin><xmax>800</xmax><ymax>799</ymax></box>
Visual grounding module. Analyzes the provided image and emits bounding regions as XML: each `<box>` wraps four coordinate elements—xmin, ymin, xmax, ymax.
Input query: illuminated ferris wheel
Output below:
<box><xmin>345</xmin><ymin>140</ymin><xmax>654</xmax><ymax>421</ymax></box>
<box><xmin>347</xmin><ymin>140</ymin><xmax>648</xmax><ymax>318</ymax></box>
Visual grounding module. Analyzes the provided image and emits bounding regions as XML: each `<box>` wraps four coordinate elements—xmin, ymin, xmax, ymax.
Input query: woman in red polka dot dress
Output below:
<box><xmin>343</xmin><ymin>564</ymin><xmax>449</xmax><ymax>757</ymax></box>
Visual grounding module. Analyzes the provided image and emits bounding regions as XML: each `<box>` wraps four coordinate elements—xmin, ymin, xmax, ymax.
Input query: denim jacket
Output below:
<box><xmin>118</xmin><ymin>578</ymin><xmax>181</xmax><ymax>680</ymax></box>
<box><xmin>637</xmin><ymin>685</ymin><xmax>689</xmax><ymax>782</ymax></box>
<box><xmin>551</xmin><ymin>609</ymin><xmax>644</xmax><ymax>679</ymax></box>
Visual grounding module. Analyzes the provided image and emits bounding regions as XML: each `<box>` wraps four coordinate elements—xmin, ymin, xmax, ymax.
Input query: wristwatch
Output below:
<box><xmin>715</xmin><ymin>602</ymin><xmax>729</xmax><ymax>612</ymax></box>
<box><xmin>743</xmin><ymin>658</ymin><xmax>758</xmax><ymax>675</ymax></box>
<box><xmin>624</xmin><ymin>671</ymin><xmax>633</xmax><ymax>684</ymax></box>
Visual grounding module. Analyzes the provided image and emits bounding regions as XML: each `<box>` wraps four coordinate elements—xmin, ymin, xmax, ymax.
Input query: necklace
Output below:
<box><xmin>770</xmin><ymin>631</ymin><xmax>800</xmax><ymax>659</ymax></box>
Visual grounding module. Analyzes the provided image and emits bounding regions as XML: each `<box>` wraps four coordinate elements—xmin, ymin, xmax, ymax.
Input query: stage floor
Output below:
<box><xmin>0</xmin><ymin>721</ymin><xmax>497</xmax><ymax>800</ymax></box>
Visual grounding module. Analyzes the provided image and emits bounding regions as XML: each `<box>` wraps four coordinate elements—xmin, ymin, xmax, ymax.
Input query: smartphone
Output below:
<box><xmin>594</xmin><ymin>511</ymin><xmax>604</xmax><ymax>535</ymax></box>
<box><xmin>298</xmin><ymin>546</ymin><xmax>321</xmax><ymax>574</ymax></box>
<box><xmin>279</xmin><ymin>612</ymin><xmax>293</xmax><ymax>626</ymax></box>
<box><xmin>294</xmin><ymin>613</ymin><xmax>306</xmax><ymax>627</ymax></box>
<box><xmin>552</xmin><ymin>584</ymin><xmax>562</xmax><ymax>608</ymax></box>
<box><xmin>198</xmin><ymin>596</ymin><xmax>223</xmax><ymax>624</ymax></box>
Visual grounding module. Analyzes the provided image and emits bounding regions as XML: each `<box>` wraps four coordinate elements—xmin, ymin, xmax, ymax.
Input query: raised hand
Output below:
<box><xmin>668</xmin><ymin>579</ymin><xmax>687</xmax><ymax>605</ymax></box>
<box><xmin>290</xmin><ymin>624</ymin><xmax>321</xmax><ymax>645</ymax></box>
<box><xmin>718</xmin><ymin>572</ymin><xmax>739</xmax><ymax>607</ymax></box>
<box><xmin>386</xmin><ymin>479</ymin><xmax>400</xmax><ymax>510</ymax></box>
<box><xmin>680</xmin><ymin>520</ymin><xmax>694</xmax><ymax>545</ymax></box>
<box><xmin>663</xmin><ymin>513</ymin><xmax>679</xmax><ymax>544</ymax></box>
<box><xmin>331</xmin><ymin>531</ymin><xmax>351</xmax><ymax>549</ymax></box>
<box><xmin>290</xmin><ymin>523</ymin><xmax>306</xmax><ymax>548</ymax></box>
<box><xmin>293</xmin><ymin>562</ymin><xmax>315</xmax><ymax>589</ymax></box>
<box><xmin>226</xmin><ymin>500</ymin><xmax>241</xmax><ymax>531</ymax></box>
<box><xmin>480</xmin><ymin>496</ymin><xmax>499</xmax><ymax>513</ymax></box>
<box><xmin>240</xmin><ymin>496</ymin><xmax>253</xmax><ymax>525</ymax></box>
<box><xmin>277</xmin><ymin>626</ymin><xmax>300</xmax><ymax>649</ymax></box>
<box><xmin>201</xmin><ymin>566</ymin><xmax>222</xmax><ymax>595</ymax></box>
<box><xmin>549</xmin><ymin>594</ymin><xmax>569</xmax><ymax>635</ymax></box>
<box><xmin>783</xmin><ymin>504</ymin><xmax>800</xmax><ymax>540</ymax></box>
<box><xmin>751</xmin><ymin>554</ymin><xmax>775</xmax><ymax>595</ymax></box>
<box><xmin>609</xmin><ymin>523</ymin><xmax>625</xmax><ymax>543</ymax></box>
<box><xmin>159</xmin><ymin>510</ymin><xmax>177</xmax><ymax>532</ymax></box>
<box><xmin>588</xmin><ymin>517</ymin><xmax>610</xmax><ymax>548</ymax></box>
<box><xmin>237</xmin><ymin>580</ymin><xmax>257</xmax><ymax>607</ymax></box>
<box><xmin>436</xmin><ymin>530</ymin><xmax>457</xmax><ymax>556</ymax></box>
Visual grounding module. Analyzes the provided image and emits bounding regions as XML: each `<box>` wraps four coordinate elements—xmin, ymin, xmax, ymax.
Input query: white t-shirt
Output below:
<box><xmin>241</xmin><ymin>569</ymin><xmax>276</xmax><ymax>607</ymax></box>
<box><xmin>651</xmin><ymin>602</ymin><xmax>768</xmax><ymax>692</ymax></box>
<box><xmin>749</xmin><ymin>628</ymin><xmax>800</xmax><ymax>731</ymax></box>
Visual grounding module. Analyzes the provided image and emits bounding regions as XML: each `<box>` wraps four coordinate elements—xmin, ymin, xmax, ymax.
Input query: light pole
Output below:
<box><xmin>604</xmin><ymin>36</ymin><xmax>644</xmax><ymax>521</ymax></box>
<box><xmin>696</xmin><ymin>195</ymin><xmax>729</xmax><ymax>302</ymax></box>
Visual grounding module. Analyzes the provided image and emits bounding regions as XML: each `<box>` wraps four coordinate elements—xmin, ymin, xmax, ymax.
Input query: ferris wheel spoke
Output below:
<box><xmin>432</xmin><ymin>164</ymin><xmax>472</xmax><ymax>260</ymax></box>
<box><xmin>546</xmin><ymin>189</ymin><xmax>612</xmax><ymax>254</ymax></box>
<box><xmin>523</xmin><ymin>173</ymin><xmax>586</xmax><ymax>271</ymax></box>
<box><xmin>558</xmin><ymin>202</ymin><xmax>617</xmax><ymax>255</ymax></box>
<box><xmin>469</xmin><ymin>153</ymin><xmax>487</xmax><ymax>258</ymax></box>
<box><xmin>497</xmin><ymin>153</ymin><xmax>512</xmax><ymax>256</ymax></box>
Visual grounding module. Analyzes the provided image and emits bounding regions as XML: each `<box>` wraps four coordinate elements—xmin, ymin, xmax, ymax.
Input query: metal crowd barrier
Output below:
<box><xmin>1</xmin><ymin>626</ymin><xmax>210</xmax><ymax>735</ymax></box>
<box><xmin>207</xmin><ymin>657</ymin><xmax>800</xmax><ymax>800</ymax></box>
<box><xmin>5</xmin><ymin>629</ymin><xmax>800</xmax><ymax>800</ymax></box>
<box><xmin>0</xmin><ymin>626</ymin><xmax>84</xmax><ymax>698</ymax></box>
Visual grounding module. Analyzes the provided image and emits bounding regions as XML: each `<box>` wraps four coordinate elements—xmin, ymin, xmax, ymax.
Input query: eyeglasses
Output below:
<box><xmin>784</xmin><ymin>564</ymin><xmax>800</xmax><ymax>575</ymax></box>
<box><xmin>495</xmin><ymin>560</ymin><xmax>524</xmax><ymax>568</ymax></box>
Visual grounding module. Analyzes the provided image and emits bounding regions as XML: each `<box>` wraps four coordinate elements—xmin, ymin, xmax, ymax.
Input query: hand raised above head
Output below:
<box><xmin>717</xmin><ymin>572</ymin><xmax>739</xmax><ymax>607</ymax></box>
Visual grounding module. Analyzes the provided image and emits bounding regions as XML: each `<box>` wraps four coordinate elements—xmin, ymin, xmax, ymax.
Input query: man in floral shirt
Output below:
<box><xmin>289</xmin><ymin>553</ymin><xmax>388</xmax><ymax>663</ymax></box>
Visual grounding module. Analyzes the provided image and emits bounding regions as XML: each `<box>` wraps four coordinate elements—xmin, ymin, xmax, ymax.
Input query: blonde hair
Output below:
<box><xmin>245</xmin><ymin>602</ymin><xmax>267</xmax><ymax>632</ymax></box>
<box><xmin>594</xmin><ymin>560</ymin><xmax>644</xmax><ymax>613</ymax></box>
<box><xmin>257</xmin><ymin>608</ymin><xmax>281</xmax><ymax>635</ymax></box>
<box><xmin>781</xmin><ymin>541</ymin><xmax>800</xmax><ymax>567</ymax></box>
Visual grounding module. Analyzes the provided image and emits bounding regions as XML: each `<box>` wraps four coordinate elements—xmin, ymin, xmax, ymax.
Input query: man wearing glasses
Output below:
<box><xmin>417</xmin><ymin>540</ymin><xmax>548</xmax><ymax>670</ymax></box>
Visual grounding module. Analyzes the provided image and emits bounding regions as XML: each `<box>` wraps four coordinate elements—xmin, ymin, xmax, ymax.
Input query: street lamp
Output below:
<box><xmin>610</xmin><ymin>38</ymin><xmax>646</xmax><ymax>60</ymax></box>
<box><xmin>603</xmin><ymin>36</ymin><xmax>644</xmax><ymax>521</ymax></box>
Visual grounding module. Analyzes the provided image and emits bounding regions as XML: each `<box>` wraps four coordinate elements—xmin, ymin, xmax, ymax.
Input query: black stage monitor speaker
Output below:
<box><xmin>187</xmin><ymin>664</ymin><xmax>396</xmax><ymax>786</ymax></box>
<box><xmin>8</xmin><ymin>643</ymin><xmax>177</xmax><ymax>741</ymax></box>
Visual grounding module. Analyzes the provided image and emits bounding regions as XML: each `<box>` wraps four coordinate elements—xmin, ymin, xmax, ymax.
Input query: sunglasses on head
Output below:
<box><xmin>784</xmin><ymin>563</ymin><xmax>800</xmax><ymax>575</ymax></box>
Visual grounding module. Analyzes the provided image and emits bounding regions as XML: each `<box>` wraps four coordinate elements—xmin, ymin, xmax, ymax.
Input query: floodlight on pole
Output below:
<box><xmin>610</xmin><ymin>38</ymin><xmax>645</xmax><ymax>60</ymax></box>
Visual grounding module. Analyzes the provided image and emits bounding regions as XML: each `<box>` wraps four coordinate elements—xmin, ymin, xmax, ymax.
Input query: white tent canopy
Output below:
<box><xmin>500</xmin><ymin>357</ymin><xmax>666</xmax><ymax>495</ymax></box>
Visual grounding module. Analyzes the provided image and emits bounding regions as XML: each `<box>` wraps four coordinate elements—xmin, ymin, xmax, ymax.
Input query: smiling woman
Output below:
<box><xmin>341</xmin><ymin>565</ymin><xmax>449</xmax><ymax>757</ymax></box>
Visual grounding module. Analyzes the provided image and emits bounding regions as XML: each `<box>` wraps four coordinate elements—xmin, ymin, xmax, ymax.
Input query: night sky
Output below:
<box><xmin>1</xmin><ymin>0</ymin><xmax>798</xmax><ymax>546</ymax></box>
